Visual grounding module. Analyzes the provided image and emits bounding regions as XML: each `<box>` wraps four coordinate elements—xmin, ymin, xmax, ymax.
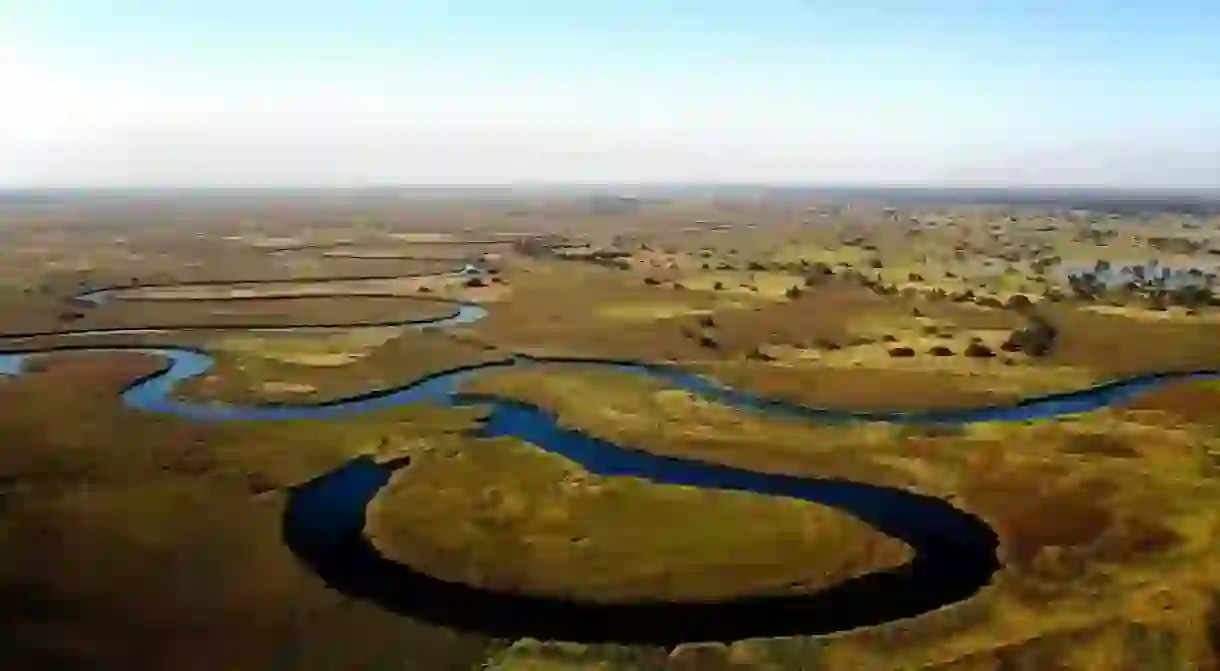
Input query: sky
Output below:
<box><xmin>2</xmin><ymin>0</ymin><xmax>1219</xmax><ymax>188</ymax></box>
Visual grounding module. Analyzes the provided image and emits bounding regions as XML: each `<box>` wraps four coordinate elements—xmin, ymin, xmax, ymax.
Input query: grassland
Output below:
<box><xmin>4</xmin><ymin>198</ymin><xmax>1220</xmax><ymax>669</ymax></box>
<box><xmin>69</xmin><ymin>295</ymin><xmax>455</xmax><ymax>330</ymax></box>
<box><xmin>367</xmin><ymin>434</ymin><xmax>910</xmax><ymax>602</ymax></box>
<box><xmin>107</xmin><ymin>274</ymin><xmax>465</xmax><ymax>300</ymax></box>
<box><xmin>0</xmin><ymin>352</ymin><xmax>494</xmax><ymax>670</ymax></box>
<box><xmin>462</xmin><ymin>366</ymin><xmax>1220</xmax><ymax>669</ymax></box>
<box><xmin>178</xmin><ymin>326</ymin><xmax>506</xmax><ymax>404</ymax></box>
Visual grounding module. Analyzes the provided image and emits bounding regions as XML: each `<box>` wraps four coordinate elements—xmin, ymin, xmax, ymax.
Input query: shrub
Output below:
<box><xmin>964</xmin><ymin>342</ymin><xmax>995</xmax><ymax>358</ymax></box>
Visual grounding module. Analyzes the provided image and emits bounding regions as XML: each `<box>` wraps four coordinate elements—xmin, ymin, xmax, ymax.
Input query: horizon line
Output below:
<box><xmin>2</xmin><ymin>183</ymin><xmax>1218</xmax><ymax>195</ymax></box>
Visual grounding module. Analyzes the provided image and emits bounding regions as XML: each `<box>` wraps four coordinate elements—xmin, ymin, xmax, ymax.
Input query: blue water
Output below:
<box><xmin>2</xmin><ymin>268</ymin><xmax>483</xmax><ymax>339</ymax></box>
<box><xmin>0</xmin><ymin>355</ymin><xmax>24</xmax><ymax>376</ymax></box>
<box><xmin>5</xmin><ymin>345</ymin><xmax>1211</xmax><ymax>425</ymax></box>
<box><xmin>463</xmin><ymin>393</ymin><xmax>989</xmax><ymax>543</ymax></box>
<box><xmin>3</xmin><ymin>271</ymin><xmax>1216</xmax><ymax>642</ymax></box>
<box><xmin>74</xmin><ymin>266</ymin><xmax>481</xmax><ymax>306</ymax></box>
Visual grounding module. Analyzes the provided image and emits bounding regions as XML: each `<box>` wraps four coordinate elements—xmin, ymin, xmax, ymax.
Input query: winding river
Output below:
<box><xmin>2</xmin><ymin>266</ymin><xmax>1215</xmax><ymax>644</ymax></box>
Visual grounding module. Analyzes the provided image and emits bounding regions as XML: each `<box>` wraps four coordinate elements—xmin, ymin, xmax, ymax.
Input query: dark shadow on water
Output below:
<box><xmin>283</xmin><ymin>394</ymin><xmax>1001</xmax><ymax>644</ymax></box>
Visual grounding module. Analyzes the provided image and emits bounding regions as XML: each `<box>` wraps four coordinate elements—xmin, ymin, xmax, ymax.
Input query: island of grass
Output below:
<box><xmin>365</xmin><ymin>433</ymin><xmax>911</xmax><ymax>603</ymax></box>
<box><xmin>176</xmin><ymin>326</ymin><xmax>507</xmax><ymax>404</ymax></box>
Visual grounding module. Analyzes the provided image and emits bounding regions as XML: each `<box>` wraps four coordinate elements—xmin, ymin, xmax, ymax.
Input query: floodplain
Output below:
<box><xmin>3</xmin><ymin>195</ymin><xmax>1220</xmax><ymax>669</ymax></box>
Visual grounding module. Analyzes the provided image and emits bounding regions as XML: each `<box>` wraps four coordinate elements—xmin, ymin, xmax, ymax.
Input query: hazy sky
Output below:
<box><xmin>3</xmin><ymin>1</ymin><xmax>1219</xmax><ymax>188</ymax></box>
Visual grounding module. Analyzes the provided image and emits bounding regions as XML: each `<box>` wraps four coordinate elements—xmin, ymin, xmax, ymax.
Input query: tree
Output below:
<box><xmin>1169</xmin><ymin>285</ymin><xmax>1213</xmax><ymax>309</ymax></box>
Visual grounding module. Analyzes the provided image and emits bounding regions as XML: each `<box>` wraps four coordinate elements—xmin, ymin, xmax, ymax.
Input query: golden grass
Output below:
<box><xmin>595</xmin><ymin>303</ymin><xmax>713</xmax><ymax>321</ymax></box>
<box><xmin>806</xmin><ymin>411</ymin><xmax>1220</xmax><ymax>669</ymax></box>
<box><xmin>1040</xmin><ymin>303</ymin><xmax>1220</xmax><ymax>375</ymax></box>
<box><xmin>1082</xmin><ymin>304</ymin><xmax>1220</xmax><ymax>323</ymax></box>
<box><xmin>678</xmin><ymin>270</ymin><xmax>806</xmax><ymax>299</ymax></box>
<box><xmin>9</xmin><ymin>208</ymin><xmax>1220</xmax><ymax>668</ymax></box>
<box><xmin>460</xmin><ymin>364</ymin><xmax>1220</xmax><ymax>668</ymax></box>
<box><xmin>209</xmin><ymin>326</ymin><xmax>405</xmax><ymax>366</ymax></box>
<box><xmin>770</xmin><ymin>243</ymin><xmax>871</xmax><ymax>267</ymax></box>
<box><xmin>685</xmin><ymin>360</ymin><xmax>1093</xmax><ymax>410</ymax></box>
<box><xmin>461</xmin><ymin>367</ymin><xmax>917</xmax><ymax>484</ymax></box>
<box><xmin>367</xmin><ymin>435</ymin><xmax>910</xmax><ymax>602</ymax></box>
<box><xmin>260</xmin><ymin>380</ymin><xmax>318</xmax><ymax>395</ymax></box>
<box><xmin>476</xmin><ymin>266</ymin><xmax>925</xmax><ymax>368</ymax></box>
<box><xmin>180</xmin><ymin>327</ymin><xmax>503</xmax><ymax>404</ymax></box>
<box><xmin>111</xmin><ymin>275</ymin><xmax>459</xmax><ymax>300</ymax></box>
<box><xmin>1125</xmin><ymin>379</ymin><xmax>1220</xmax><ymax>426</ymax></box>
<box><xmin>389</xmin><ymin>232</ymin><xmax>457</xmax><ymax>243</ymax></box>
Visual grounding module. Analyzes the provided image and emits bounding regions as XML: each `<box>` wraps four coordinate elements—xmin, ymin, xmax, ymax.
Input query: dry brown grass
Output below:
<box><xmin>687</xmin><ymin>361</ymin><xmax>1015</xmax><ymax>410</ymax></box>
<box><xmin>0</xmin><ymin>245</ymin><xmax>465</xmax><ymax>336</ymax></box>
<box><xmin>475</xmin><ymin>264</ymin><xmax>912</xmax><ymax>363</ymax></box>
<box><xmin>0</xmin><ymin>351</ymin><xmax>495</xmax><ymax>670</ymax></box>
<box><xmin>1039</xmin><ymin>303</ymin><xmax>1220</xmax><ymax>375</ymax></box>
<box><xmin>959</xmin><ymin>445</ymin><xmax>1179</xmax><ymax>572</ymax></box>
<box><xmin>328</xmin><ymin>240</ymin><xmax>509</xmax><ymax>259</ymax></box>
<box><xmin>1124</xmin><ymin>380</ymin><xmax>1220</xmax><ymax>426</ymax></box>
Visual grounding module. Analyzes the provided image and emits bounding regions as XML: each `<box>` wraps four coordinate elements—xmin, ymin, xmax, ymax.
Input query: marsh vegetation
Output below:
<box><xmin>4</xmin><ymin>197</ymin><xmax>1220</xmax><ymax>668</ymax></box>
